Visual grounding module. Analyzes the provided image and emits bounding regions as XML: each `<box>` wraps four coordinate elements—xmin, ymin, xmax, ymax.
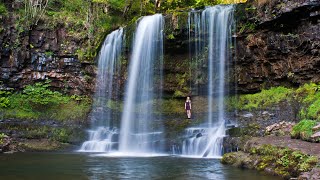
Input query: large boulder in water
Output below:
<box><xmin>0</xmin><ymin>135</ymin><xmax>12</xmax><ymax>153</ymax></box>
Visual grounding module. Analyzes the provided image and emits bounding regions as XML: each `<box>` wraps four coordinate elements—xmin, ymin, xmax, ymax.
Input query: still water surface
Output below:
<box><xmin>0</xmin><ymin>153</ymin><xmax>280</xmax><ymax>180</ymax></box>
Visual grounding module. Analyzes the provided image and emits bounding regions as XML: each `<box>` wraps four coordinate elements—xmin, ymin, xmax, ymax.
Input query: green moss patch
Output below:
<box><xmin>0</xmin><ymin>2</ymin><xmax>7</xmax><ymax>16</ymax></box>
<box><xmin>0</xmin><ymin>81</ymin><xmax>91</xmax><ymax>121</ymax></box>
<box><xmin>222</xmin><ymin>144</ymin><xmax>319</xmax><ymax>178</ymax></box>
<box><xmin>226</xmin><ymin>86</ymin><xmax>293</xmax><ymax>111</ymax></box>
<box><xmin>226</xmin><ymin>83</ymin><xmax>320</xmax><ymax>121</ymax></box>
<box><xmin>291</xmin><ymin>120</ymin><xmax>318</xmax><ymax>141</ymax></box>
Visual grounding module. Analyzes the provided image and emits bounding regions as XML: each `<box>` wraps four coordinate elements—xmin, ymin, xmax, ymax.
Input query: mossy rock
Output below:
<box><xmin>226</xmin><ymin>123</ymin><xmax>261</xmax><ymax>137</ymax></box>
<box><xmin>18</xmin><ymin>139</ymin><xmax>67</xmax><ymax>151</ymax></box>
<box><xmin>226</xmin><ymin>127</ymin><xmax>242</xmax><ymax>137</ymax></box>
<box><xmin>223</xmin><ymin>144</ymin><xmax>319</xmax><ymax>179</ymax></box>
<box><xmin>221</xmin><ymin>151</ymin><xmax>255</xmax><ymax>169</ymax></box>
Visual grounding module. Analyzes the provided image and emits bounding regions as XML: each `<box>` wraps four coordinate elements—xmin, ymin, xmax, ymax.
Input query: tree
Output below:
<box><xmin>123</xmin><ymin>0</ymin><xmax>133</xmax><ymax>17</ymax></box>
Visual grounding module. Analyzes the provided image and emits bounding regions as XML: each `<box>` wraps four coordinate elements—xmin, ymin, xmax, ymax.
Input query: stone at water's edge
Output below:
<box><xmin>0</xmin><ymin>135</ymin><xmax>12</xmax><ymax>153</ymax></box>
<box><xmin>0</xmin><ymin>118</ymin><xmax>87</xmax><ymax>153</ymax></box>
<box><xmin>298</xmin><ymin>168</ymin><xmax>320</xmax><ymax>180</ymax></box>
<box><xmin>222</xmin><ymin>142</ymin><xmax>319</xmax><ymax>179</ymax></box>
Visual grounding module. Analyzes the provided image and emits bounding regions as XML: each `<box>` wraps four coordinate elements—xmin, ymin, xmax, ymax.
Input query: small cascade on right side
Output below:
<box><xmin>182</xmin><ymin>5</ymin><xmax>234</xmax><ymax>158</ymax></box>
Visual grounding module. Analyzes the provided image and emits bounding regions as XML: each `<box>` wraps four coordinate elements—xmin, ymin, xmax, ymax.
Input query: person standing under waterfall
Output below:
<box><xmin>185</xmin><ymin>96</ymin><xmax>192</xmax><ymax>119</ymax></box>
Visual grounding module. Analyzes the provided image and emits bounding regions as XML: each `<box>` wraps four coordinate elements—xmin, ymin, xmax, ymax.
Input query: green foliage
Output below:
<box><xmin>167</xmin><ymin>33</ymin><xmax>175</xmax><ymax>40</ymax></box>
<box><xmin>0</xmin><ymin>2</ymin><xmax>7</xmax><ymax>16</ymax></box>
<box><xmin>173</xmin><ymin>90</ymin><xmax>186</xmax><ymax>98</ymax></box>
<box><xmin>106</xmin><ymin>0</ymin><xmax>126</xmax><ymax>11</ymax></box>
<box><xmin>106</xmin><ymin>100</ymin><xmax>123</xmax><ymax>112</ymax></box>
<box><xmin>227</xmin><ymin>83</ymin><xmax>320</xmax><ymax>121</ymax></box>
<box><xmin>298</xmin><ymin>156</ymin><xmax>318</xmax><ymax>172</ymax></box>
<box><xmin>159</xmin><ymin>0</ymin><xmax>244</xmax><ymax>11</ymax></box>
<box><xmin>223</xmin><ymin>145</ymin><xmax>318</xmax><ymax>178</ymax></box>
<box><xmin>227</xmin><ymin>86</ymin><xmax>293</xmax><ymax>111</ymax></box>
<box><xmin>51</xmin><ymin>128</ymin><xmax>70</xmax><ymax>143</ymax></box>
<box><xmin>239</xmin><ymin>22</ymin><xmax>256</xmax><ymax>33</ymax></box>
<box><xmin>295</xmin><ymin>83</ymin><xmax>320</xmax><ymax>103</ymax></box>
<box><xmin>22</xmin><ymin>80</ymin><xmax>67</xmax><ymax>110</ymax></box>
<box><xmin>296</xmin><ymin>83</ymin><xmax>320</xmax><ymax>120</ymax></box>
<box><xmin>161</xmin><ymin>0</ymin><xmax>198</xmax><ymax>11</ymax></box>
<box><xmin>0</xmin><ymin>133</ymin><xmax>6</xmax><ymax>144</ymax></box>
<box><xmin>290</xmin><ymin>119</ymin><xmax>317</xmax><ymax>140</ymax></box>
<box><xmin>164</xmin><ymin>119</ymin><xmax>192</xmax><ymax>133</ymax></box>
<box><xmin>44</xmin><ymin>51</ymin><xmax>54</xmax><ymax>56</ymax></box>
<box><xmin>3</xmin><ymin>123</ymin><xmax>80</xmax><ymax>144</ymax></box>
<box><xmin>306</xmin><ymin>99</ymin><xmax>320</xmax><ymax>120</ymax></box>
<box><xmin>25</xmin><ymin>126</ymin><xmax>50</xmax><ymax>139</ymax></box>
<box><xmin>155</xmin><ymin>99</ymin><xmax>185</xmax><ymax>115</ymax></box>
<box><xmin>249</xmin><ymin>144</ymin><xmax>318</xmax><ymax>178</ymax></box>
<box><xmin>0</xmin><ymin>91</ymin><xmax>11</xmax><ymax>108</ymax></box>
<box><xmin>0</xmin><ymin>81</ymin><xmax>91</xmax><ymax>121</ymax></box>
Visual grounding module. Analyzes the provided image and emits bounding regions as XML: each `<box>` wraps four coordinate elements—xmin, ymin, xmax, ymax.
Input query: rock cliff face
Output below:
<box><xmin>235</xmin><ymin>0</ymin><xmax>320</xmax><ymax>93</ymax></box>
<box><xmin>162</xmin><ymin>0</ymin><xmax>320</xmax><ymax>96</ymax></box>
<box><xmin>0</xmin><ymin>1</ymin><xmax>95</xmax><ymax>95</ymax></box>
<box><xmin>0</xmin><ymin>0</ymin><xmax>319</xmax><ymax>96</ymax></box>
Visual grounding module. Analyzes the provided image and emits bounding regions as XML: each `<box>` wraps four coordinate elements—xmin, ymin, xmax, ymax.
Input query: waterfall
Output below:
<box><xmin>182</xmin><ymin>5</ymin><xmax>234</xmax><ymax>158</ymax></box>
<box><xmin>118</xmin><ymin>14</ymin><xmax>164</xmax><ymax>155</ymax></box>
<box><xmin>79</xmin><ymin>28</ymin><xmax>123</xmax><ymax>152</ymax></box>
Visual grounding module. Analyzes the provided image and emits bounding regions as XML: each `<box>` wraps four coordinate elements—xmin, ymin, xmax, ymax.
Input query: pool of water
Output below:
<box><xmin>0</xmin><ymin>153</ymin><xmax>280</xmax><ymax>180</ymax></box>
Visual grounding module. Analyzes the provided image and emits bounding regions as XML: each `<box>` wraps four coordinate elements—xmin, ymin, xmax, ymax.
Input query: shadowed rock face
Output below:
<box><xmin>0</xmin><ymin>2</ymin><xmax>95</xmax><ymax>95</ymax></box>
<box><xmin>162</xmin><ymin>0</ymin><xmax>320</xmax><ymax>95</ymax></box>
<box><xmin>234</xmin><ymin>0</ymin><xmax>320</xmax><ymax>93</ymax></box>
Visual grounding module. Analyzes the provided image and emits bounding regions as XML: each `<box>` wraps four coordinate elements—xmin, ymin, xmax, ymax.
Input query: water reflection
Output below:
<box><xmin>85</xmin><ymin>156</ymin><xmax>279</xmax><ymax>180</ymax></box>
<box><xmin>0</xmin><ymin>153</ymin><xmax>280</xmax><ymax>180</ymax></box>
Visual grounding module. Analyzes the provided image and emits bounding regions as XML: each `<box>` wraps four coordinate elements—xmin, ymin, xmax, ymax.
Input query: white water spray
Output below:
<box><xmin>182</xmin><ymin>5</ymin><xmax>234</xmax><ymax>158</ymax></box>
<box><xmin>118</xmin><ymin>14</ymin><xmax>164</xmax><ymax>155</ymax></box>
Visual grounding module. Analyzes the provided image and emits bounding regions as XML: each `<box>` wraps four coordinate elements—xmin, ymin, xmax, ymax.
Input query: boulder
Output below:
<box><xmin>0</xmin><ymin>135</ymin><xmax>12</xmax><ymax>153</ymax></box>
<box><xmin>312</xmin><ymin>124</ymin><xmax>320</xmax><ymax>131</ymax></box>
<box><xmin>299</xmin><ymin>168</ymin><xmax>320</xmax><ymax>180</ymax></box>
<box><xmin>311</xmin><ymin>132</ymin><xmax>320</xmax><ymax>138</ymax></box>
<box><xmin>265</xmin><ymin>121</ymin><xmax>295</xmax><ymax>136</ymax></box>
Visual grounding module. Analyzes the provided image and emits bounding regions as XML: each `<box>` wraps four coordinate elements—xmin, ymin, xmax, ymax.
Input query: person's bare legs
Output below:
<box><xmin>187</xmin><ymin>110</ymin><xmax>191</xmax><ymax>119</ymax></box>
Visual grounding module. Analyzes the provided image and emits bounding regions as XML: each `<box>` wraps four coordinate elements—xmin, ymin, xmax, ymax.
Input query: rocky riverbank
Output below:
<box><xmin>222</xmin><ymin>136</ymin><xmax>320</xmax><ymax>179</ymax></box>
<box><xmin>0</xmin><ymin>118</ymin><xmax>87</xmax><ymax>153</ymax></box>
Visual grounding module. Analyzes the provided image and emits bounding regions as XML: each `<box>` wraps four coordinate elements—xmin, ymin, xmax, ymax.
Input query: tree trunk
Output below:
<box><xmin>123</xmin><ymin>0</ymin><xmax>133</xmax><ymax>18</ymax></box>
<box><xmin>154</xmin><ymin>0</ymin><xmax>161</xmax><ymax>12</ymax></box>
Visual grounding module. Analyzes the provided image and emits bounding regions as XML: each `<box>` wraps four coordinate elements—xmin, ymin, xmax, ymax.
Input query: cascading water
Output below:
<box><xmin>118</xmin><ymin>14</ymin><xmax>164</xmax><ymax>155</ymax></box>
<box><xmin>182</xmin><ymin>5</ymin><xmax>234</xmax><ymax>158</ymax></box>
<box><xmin>79</xmin><ymin>28</ymin><xmax>123</xmax><ymax>152</ymax></box>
